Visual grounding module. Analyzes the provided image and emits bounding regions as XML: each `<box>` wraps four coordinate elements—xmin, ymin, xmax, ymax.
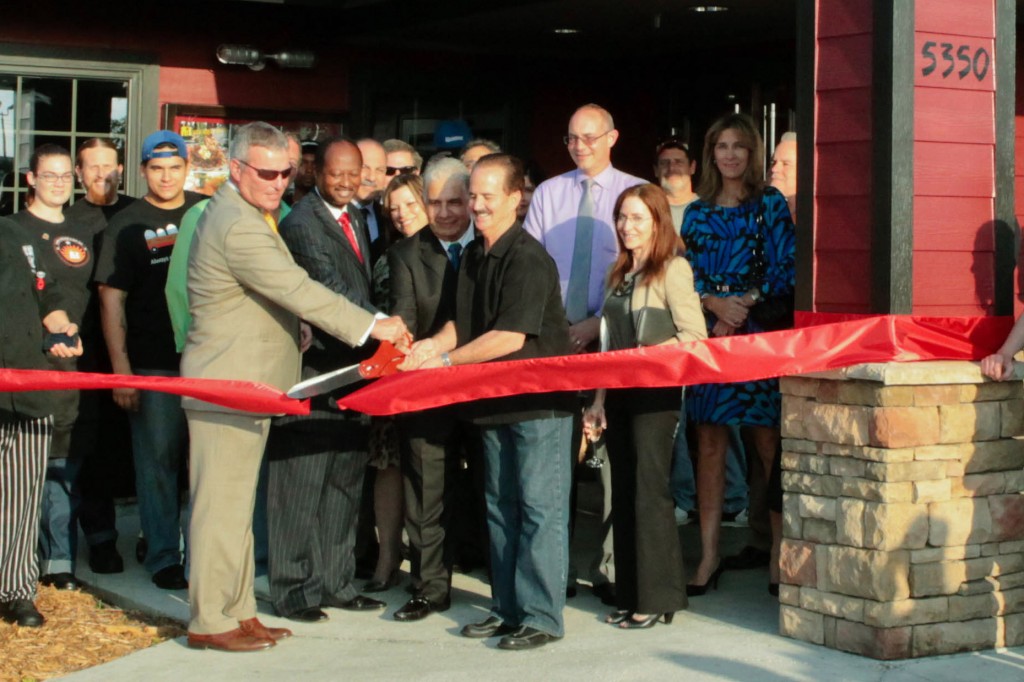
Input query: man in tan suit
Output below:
<box><xmin>181</xmin><ymin>122</ymin><xmax>408</xmax><ymax>653</ymax></box>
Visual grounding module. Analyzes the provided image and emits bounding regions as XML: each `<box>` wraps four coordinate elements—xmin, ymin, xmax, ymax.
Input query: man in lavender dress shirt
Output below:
<box><xmin>523</xmin><ymin>103</ymin><xmax>644</xmax><ymax>603</ymax></box>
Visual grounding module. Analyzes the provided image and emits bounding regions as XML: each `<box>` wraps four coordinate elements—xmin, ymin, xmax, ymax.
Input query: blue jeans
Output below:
<box><xmin>481</xmin><ymin>415</ymin><xmax>572</xmax><ymax>638</ymax></box>
<box><xmin>130</xmin><ymin>368</ymin><xmax>189</xmax><ymax>575</ymax></box>
<box><xmin>38</xmin><ymin>456</ymin><xmax>81</xmax><ymax>574</ymax></box>
<box><xmin>671</xmin><ymin>414</ymin><xmax>749</xmax><ymax>515</ymax></box>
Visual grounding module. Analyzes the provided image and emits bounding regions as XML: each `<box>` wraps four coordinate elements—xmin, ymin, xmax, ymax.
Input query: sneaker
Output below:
<box><xmin>722</xmin><ymin>509</ymin><xmax>748</xmax><ymax>527</ymax></box>
<box><xmin>674</xmin><ymin>508</ymin><xmax>694</xmax><ymax>526</ymax></box>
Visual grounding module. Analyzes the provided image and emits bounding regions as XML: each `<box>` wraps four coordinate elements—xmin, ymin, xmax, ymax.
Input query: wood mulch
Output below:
<box><xmin>0</xmin><ymin>584</ymin><xmax>185</xmax><ymax>682</ymax></box>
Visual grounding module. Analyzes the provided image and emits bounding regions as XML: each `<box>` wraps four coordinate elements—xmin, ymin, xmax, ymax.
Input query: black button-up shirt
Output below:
<box><xmin>455</xmin><ymin>221</ymin><xmax>574</xmax><ymax>424</ymax></box>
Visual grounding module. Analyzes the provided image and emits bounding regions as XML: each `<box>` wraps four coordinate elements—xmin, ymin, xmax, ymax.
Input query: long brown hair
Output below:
<box><xmin>607</xmin><ymin>183</ymin><xmax>684</xmax><ymax>290</ymax></box>
<box><xmin>696</xmin><ymin>112</ymin><xmax>765</xmax><ymax>204</ymax></box>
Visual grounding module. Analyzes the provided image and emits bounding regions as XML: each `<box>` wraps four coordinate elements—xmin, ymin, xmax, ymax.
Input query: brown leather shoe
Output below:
<box><xmin>239</xmin><ymin>617</ymin><xmax>293</xmax><ymax>641</ymax></box>
<box><xmin>187</xmin><ymin>627</ymin><xmax>275</xmax><ymax>652</ymax></box>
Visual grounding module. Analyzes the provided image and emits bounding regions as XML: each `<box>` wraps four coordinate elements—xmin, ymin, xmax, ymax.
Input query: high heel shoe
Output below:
<box><xmin>618</xmin><ymin>612</ymin><xmax>674</xmax><ymax>629</ymax></box>
<box><xmin>364</xmin><ymin>568</ymin><xmax>401</xmax><ymax>593</ymax></box>
<box><xmin>604</xmin><ymin>609</ymin><xmax>632</xmax><ymax>625</ymax></box>
<box><xmin>686</xmin><ymin>564</ymin><xmax>724</xmax><ymax>597</ymax></box>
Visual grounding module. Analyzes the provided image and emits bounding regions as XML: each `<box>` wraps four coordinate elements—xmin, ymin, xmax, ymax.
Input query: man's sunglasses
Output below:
<box><xmin>386</xmin><ymin>165</ymin><xmax>417</xmax><ymax>176</ymax></box>
<box><xmin>239</xmin><ymin>159</ymin><xmax>295</xmax><ymax>181</ymax></box>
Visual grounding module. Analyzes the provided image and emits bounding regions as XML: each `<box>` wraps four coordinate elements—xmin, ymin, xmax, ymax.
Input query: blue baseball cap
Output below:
<box><xmin>141</xmin><ymin>130</ymin><xmax>188</xmax><ymax>163</ymax></box>
<box><xmin>433</xmin><ymin>120</ymin><xmax>472</xmax><ymax>150</ymax></box>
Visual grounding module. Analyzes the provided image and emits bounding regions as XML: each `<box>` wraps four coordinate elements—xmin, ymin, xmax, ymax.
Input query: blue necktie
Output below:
<box><xmin>565</xmin><ymin>178</ymin><xmax>595</xmax><ymax>323</ymax></box>
<box><xmin>447</xmin><ymin>242</ymin><xmax>462</xmax><ymax>271</ymax></box>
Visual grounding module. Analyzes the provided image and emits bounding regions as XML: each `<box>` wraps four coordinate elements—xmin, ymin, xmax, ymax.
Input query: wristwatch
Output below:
<box><xmin>748</xmin><ymin>288</ymin><xmax>762</xmax><ymax>304</ymax></box>
<box><xmin>440</xmin><ymin>352</ymin><xmax>452</xmax><ymax>367</ymax></box>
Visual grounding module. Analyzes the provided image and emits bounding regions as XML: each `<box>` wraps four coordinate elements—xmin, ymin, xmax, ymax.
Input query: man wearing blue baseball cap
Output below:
<box><xmin>93</xmin><ymin>130</ymin><xmax>204</xmax><ymax>591</ymax></box>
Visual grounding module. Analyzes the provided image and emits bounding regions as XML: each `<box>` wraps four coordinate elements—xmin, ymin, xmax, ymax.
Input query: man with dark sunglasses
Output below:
<box><xmin>383</xmin><ymin>139</ymin><xmax>422</xmax><ymax>177</ymax></box>
<box><xmin>94</xmin><ymin>130</ymin><xmax>204</xmax><ymax>593</ymax></box>
<box><xmin>182</xmin><ymin>123</ymin><xmax>408</xmax><ymax>652</ymax></box>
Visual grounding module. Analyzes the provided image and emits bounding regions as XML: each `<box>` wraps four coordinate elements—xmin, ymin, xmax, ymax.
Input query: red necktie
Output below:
<box><xmin>338</xmin><ymin>211</ymin><xmax>363</xmax><ymax>264</ymax></box>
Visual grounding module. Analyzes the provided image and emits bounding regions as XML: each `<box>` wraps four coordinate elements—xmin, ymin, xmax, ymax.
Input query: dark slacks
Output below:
<box><xmin>266</xmin><ymin>421</ymin><xmax>368</xmax><ymax>616</ymax></box>
<box><xmin>605</xmin><ymin>388</ymin><xmax>687</xmax><ymax>615</ymax></box>
<box><xmin>398</xmin><ymin>410</ymin><xmax>480</xmax><ymax>603</ymax></box>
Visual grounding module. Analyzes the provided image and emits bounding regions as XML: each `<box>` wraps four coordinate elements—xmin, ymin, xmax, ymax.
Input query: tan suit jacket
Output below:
<box><xmin>631</xmin><ymin>256</ymin><xmax>707</xmax><ymax>345</ymax></box>
<box><xmin>181</xmin><ymin>184</ymin><xmax>375</xmax><ymax>415</ymax></box>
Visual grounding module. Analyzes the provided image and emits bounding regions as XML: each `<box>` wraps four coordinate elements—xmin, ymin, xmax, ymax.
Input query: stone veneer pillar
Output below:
<box><xmin>777</xmin><ymin>361</ymin><xmax>1024</xmax><ymax>659</ymax></box>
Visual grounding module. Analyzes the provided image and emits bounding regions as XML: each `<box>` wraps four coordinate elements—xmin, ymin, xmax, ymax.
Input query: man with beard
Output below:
<box><xmin>65</xmin><ymin>138</ymin><xmax>136</xmax><ymax>576</ymax></box>
<box><xmin>653</xmin><ymin>138</ymin><xmax>698</xmax><ymax>233</ymax></box>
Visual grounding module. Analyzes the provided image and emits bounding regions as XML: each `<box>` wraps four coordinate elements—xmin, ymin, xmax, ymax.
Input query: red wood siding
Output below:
<box><xmin>813</xmin><ymin>0</ymin><xmax>873</xmax><ymax>311</ymax></box>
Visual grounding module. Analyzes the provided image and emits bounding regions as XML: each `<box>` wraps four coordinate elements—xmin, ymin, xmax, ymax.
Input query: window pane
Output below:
<box><xmin>0</xmin><ymin>74</ymin><xmax>14</xmax><ymax>181</ymax></box>
<box><xmin>76</xmin><ymin>79</ymin><xmax>129</xmax><ymax>135</ymax></box>
<box><xmin>20</xmin><ymin>77</ymin><xmax>73</xmax><ymax>132</ymax></box>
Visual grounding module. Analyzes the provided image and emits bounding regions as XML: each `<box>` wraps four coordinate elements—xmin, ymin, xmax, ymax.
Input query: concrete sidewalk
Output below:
<box><xmin>62</xmin><ymin>495</ymin><xmax>1024</xmax><ymax>681</ymax></box>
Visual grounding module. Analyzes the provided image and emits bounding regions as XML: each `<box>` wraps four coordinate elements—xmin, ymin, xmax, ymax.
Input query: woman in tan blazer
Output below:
<box><xmin>583</xmin><ymin>183</ymin><xmax>706</xmax><ymax>630</ymax></box>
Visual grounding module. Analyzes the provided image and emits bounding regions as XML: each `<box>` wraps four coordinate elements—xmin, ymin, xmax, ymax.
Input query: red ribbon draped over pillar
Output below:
<box><xmin>0</xmin><ymin>315</ymin><xmax>1012</xmax><ymax>417</ymax></box>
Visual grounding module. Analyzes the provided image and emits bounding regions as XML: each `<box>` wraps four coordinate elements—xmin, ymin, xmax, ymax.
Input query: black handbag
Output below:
<box><xmin>633</xmin><ymin>283</ymin><xmax>677</xmax><ymax>346</ymax></box>
<box><xmin>748</xmin><ymin>198</ymin><xmax>794</xmax><ymax>332</ymax></box>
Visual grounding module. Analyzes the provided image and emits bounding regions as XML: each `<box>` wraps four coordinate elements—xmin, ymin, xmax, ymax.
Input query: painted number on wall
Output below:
<box><xmin>920</xmin><ymin>41</ymin><xmax>990</xmax><ymax>81</ymax></box>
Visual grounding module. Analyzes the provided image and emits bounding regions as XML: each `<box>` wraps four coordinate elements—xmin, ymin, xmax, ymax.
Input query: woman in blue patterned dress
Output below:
<box><xmin>681</xmin><ymin>113</ymin><xmax>795</xmax><ymax>594</ymax></box>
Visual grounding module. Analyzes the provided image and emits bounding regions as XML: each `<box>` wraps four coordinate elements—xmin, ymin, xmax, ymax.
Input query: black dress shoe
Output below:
<box><xmin>323</xmin><ymin>594</ymin><xmax>386</xmax><ymax>611</ymax></box>
<box><xmin>497</xmin><ymin>625</ymin><xmax>561</xmax><ymax>650</ymax></box>
<box><xmin>285</xmin><ymin>607</ymin><xmax>329</xmax><ymax>623</ymax></box>
<box><xmin>393</xmin><ymin>596</ymin><xmax>450</xmax><ymax>622</ymax></box>
<box><xmin>592</xmin><ymin>582</ymin><xmax>616</xmax><ymax>606</ymax></box>
<box><xmin>88</xmin><ymin>540</ymin><xmax>124</xmax><ymax>574</ymax></box>
<box><xmin>460</xmin><ymin>616</ymin><xmax>517</xmax><ymax>639</ymax></box>
<box><xmin>565</xmin><ymin>582</ymin><xmax>578</xmax><ymax>599</ymax></box>
<box><xmin>40</xmin><ymin>572</ymin><xmax>80</xmax><ymax>590</ymax></box>
<box><xmin>721</xmin><ymin>545</ymin><xmax>770</xmax><ymax>570</ymax></box>
<box><xmin>152</xmin><ymin>564</ymin><xmax>188</xmax><ymax>590</ymax></box>
<box><xmin>2</xmin><ymin>598</ymin><xmax>44</xmax><ymax>627</ymax></box>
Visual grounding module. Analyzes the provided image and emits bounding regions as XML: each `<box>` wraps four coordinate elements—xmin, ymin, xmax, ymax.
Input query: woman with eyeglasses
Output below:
<box><xmin>681</xmin><ymin>113</ymin><xmax>796</xmax><ymax>597</ymax></box>
<box><xmin>582</xmin><ymin>183</ymin><xmax>706</xmax><ymax>629</ymax></box>
<box><xmin>9</xmin><ymin>143</ymin><xmax>94</xmax><ymax>593</ymax></box>
<box><xmin>363</xmin><ymin>172</ymin><xmax>429</xmax><ymax>593</ymax></box>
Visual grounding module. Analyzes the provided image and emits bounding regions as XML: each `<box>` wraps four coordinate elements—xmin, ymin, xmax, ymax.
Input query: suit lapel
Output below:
<box><xmin>419</xmin><ymin>231</ymin><xmax>450</xmax><ymax>278</ymax></box>
<box><xmin>348</xmin><ymin>206</ymin><xmax>374</xmax><ymax>279</ymax></box>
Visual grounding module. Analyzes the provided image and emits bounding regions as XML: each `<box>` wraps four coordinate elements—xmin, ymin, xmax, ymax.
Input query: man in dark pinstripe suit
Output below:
<box><xmin>268</xmin><ymin>138</ymin><xmax>384</xmax><ymax>623</ymax></box>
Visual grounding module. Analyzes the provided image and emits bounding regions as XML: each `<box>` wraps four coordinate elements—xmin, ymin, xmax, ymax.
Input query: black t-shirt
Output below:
<box><xmin>65</xmin><ymin>195</ymin><xmax>136</xmax><ymax>244</ymax></box>
<box><xmin>455</xmin><ymin>221</ymin><xmax>575</xmax><ymax>424</ymax></box>
<box><xmin>93</xmin><ymin>192</ymin><xmax>203</xmax><ymax>371</ymax></box>
<box><xmin>9</xmin><ymin>210</ymin><xmax>100</xmax><ymax>329</ymax></box>
<box><xmin>0</xmin><ymin>218</ymin><xmax>65</xmax><ymax>422</ymax></box>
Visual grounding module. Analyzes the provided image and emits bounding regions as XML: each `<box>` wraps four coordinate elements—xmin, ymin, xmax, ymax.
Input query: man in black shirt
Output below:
<box><xmin>64</xmin><ymin>138</ymin><xmax>136</xmax><ymax>576</ymax></box>
<box><xmin>0</xmin><ymin>217</ymin><xmax>82</xmax><ymax>627</ymax></box>
<box><xmin>94</xmin><ymin>130</ymin><xmax>203</xmax><ymax>590</ymax></box>
<box><xmin>401</xmin><ymin>154</ymin><xmax>574</xmax><ymax>650</ymax></box>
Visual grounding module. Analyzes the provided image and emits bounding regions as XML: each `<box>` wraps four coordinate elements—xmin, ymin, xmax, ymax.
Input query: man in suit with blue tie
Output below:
<box><xmin>388</xmin><ymin>157</ymin><xmax>479</xmax><ymax>621</ymax></box>
<box><xmin>268</xmin><ymin>137</ymin><xmax>386</xmax><ymax>624</ymax></box>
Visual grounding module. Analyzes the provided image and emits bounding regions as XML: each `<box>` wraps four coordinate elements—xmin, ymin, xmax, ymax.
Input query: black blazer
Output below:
<box><xmin>279</xmin><ymin>192</ymin><xmax>377</xmax><ymax>376</ymax></box>
<box><xmin>388</xmin><ymin>228</ymin><xmax>459</xmax><ymax>340</ymax></box>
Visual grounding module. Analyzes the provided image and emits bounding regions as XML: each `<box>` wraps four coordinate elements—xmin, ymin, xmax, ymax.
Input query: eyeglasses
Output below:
<box><xmin>615</xmin><ymin>214</ymin><xmax>652</xmax><ymax>226</ymax></box>
<box><xmin>563</xmin><ymin>131</ymin><xmax>612</xmax><ymax>147</ymax></box>
<box><xmin>386</xmin><ymin>165</ymin><xmax>418</xmax><ymax>176</ymax></box>
<box><xmin>37</xmin><ymin>172</ymin><xmax>74</xmax><ymax>184</ymax></box>
<box><xmin>239</xmin><ymin>159</ymin><xmax>294</xmax><ymax>181</ymax></box>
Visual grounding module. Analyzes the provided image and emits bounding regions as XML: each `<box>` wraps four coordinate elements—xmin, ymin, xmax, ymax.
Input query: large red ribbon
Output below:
<box><xmin>0</xmin><ymin>370</ymin><xmax>310</xmax><ymax>416</ymax></box>
<box><xmin>0</xmin><ymin>315</ymin><xmax>1012</xmax><ymax>417</ymax></box>
<box><xmin>336</xmin><ymin>313</ymin><xmax>1012</xmax><ymax>415</ymax></box>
